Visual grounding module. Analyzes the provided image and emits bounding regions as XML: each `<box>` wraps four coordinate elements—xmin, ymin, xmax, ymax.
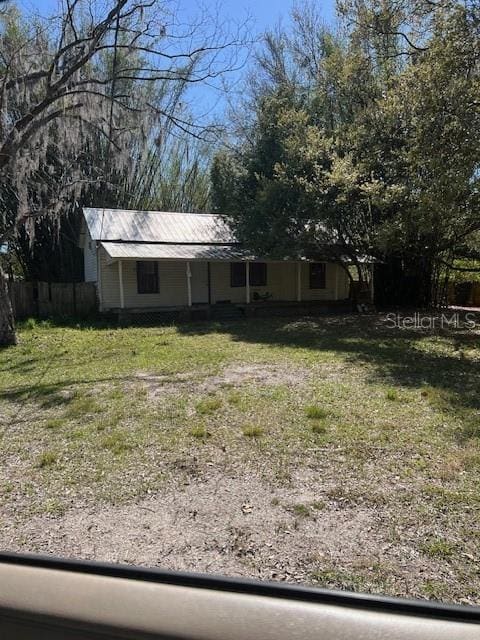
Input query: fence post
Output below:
<box><xmin>33</xmin><ymin>281</ymin><xmax>39</xmax><ymax>317</ymax></box>
<box><xmin>72</xmin><ymin>281</ymin><xmax>77</xmax><ymax>315</ymax></box>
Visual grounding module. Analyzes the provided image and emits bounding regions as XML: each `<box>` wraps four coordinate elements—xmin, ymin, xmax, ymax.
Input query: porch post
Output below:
<box><xmin>296</xmin><ymin>262</ymin><xmax>302</xmax><ymax>302</ymax></box>
<box><xmin>118</xmin><ymin>260</ymin><xmax>125</xmax><ymax>309</ymax></box>
<box><xmin>207</xmin><ymin>262</ymin><xmax>212</xmax><ymax>305</ymax></box>
<box><xmin>186</xmin><ymin>261</ymin><xmax>192</xmax><ymax>307</ymax></box>
<box><xmin>246</xmin><ymin>261</ymin><xmax>250</xmax><ymax>304</ymax></box>
<box><xmin>96</xmin><ymin>244</ymin><xmax>103</xmax><ymax>312</ymax></box>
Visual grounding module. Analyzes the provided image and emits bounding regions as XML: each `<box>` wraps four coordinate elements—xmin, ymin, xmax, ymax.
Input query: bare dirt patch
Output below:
<box><xmin>135</xmin><ymin>363</ymin><xmax>312</xmax><ymax>398</ymax></box>
<box><xmin>0</xmin><ymin>471</ymin><xmax>384</xmax><ymax>578</ymax></box>
<box><xmin>1</xmin><ymin>466</ymin><xmax>466</xmax><ymax>601</ymax></box>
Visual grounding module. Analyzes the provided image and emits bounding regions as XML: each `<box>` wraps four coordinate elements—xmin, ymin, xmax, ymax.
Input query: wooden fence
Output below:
<box><xmin>9</xmin><ymin>281</ymin><xmax>97</xmax><ymax>319</ymax></box>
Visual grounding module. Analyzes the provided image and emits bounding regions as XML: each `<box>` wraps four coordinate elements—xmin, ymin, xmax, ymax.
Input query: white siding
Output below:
<box><xmin>98</xmin><ymin>247</ymin><xmax>120</xmax><ymax>309</ymax></box>
<box><xmin>83</xmin><ymin>230</ymin><xmax>98</xmax><ymax>283</ymax></box>
<box><xmin>300</xmin><ymin>262</ymin><xmax>350</xmax><ymax>301</ymax></box>
<box><xmin>122</xmin><ymin>260</ymin><xmax>188</xmax><ymax>308</ymax></box>
<box><xmin>99</xmin><ymin>249</ymin><xmax>188</xmax><ymax>310</ymax></box>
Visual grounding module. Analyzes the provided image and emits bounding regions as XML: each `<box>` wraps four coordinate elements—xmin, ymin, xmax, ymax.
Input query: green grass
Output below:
<box><xmin>64</xmin><ymin>393</ymin><xmax>102</xmax><ymax>418</ymax></box>
<box><xmin>1</xmin><ymin>314</ymin><xmax>479</xmax><ymax>603</ymax></box>
<box><xmin>195</xmin><ymin>397</ymin><xmax>222</xmax><ymax>415</ymax></box>
<box><xmin>42</xmin><ymin>498</ymin><xmax>66</xmax><ymax>516</ymax></box>
<box><xmin>291</xmin><ymin>503</ymin><xmax>311</xmax><ymax>517</ymax></box>
<box><xmin>386</xmin><ymin>388</ymin><xmax>398</xmax><ymax>401</ymax></box>
<box><xmin>36</xmin><ymin>451</ymin><xmax>58</xmax><ymax>469</ymax></box>
<box><xmin>290</xmin><ymin>501</ymin><xmax>326</xmax><ymax>518</ymax></box>
<box><xmin>310</xmin><ymin>569</ymin><xmax>376</xmax><ymax>593</ymax></box>
<box><xmin>100</xmin><ymin>431</ymin><xmax>133</xmax><ymax>455</ymax></box>
<box><xmin>421</xmin><ymin>538</ymin><xmax>456</xmax><ymax>559</ymax></box>
<box><xmin>242</xmin><ymin>425</ymin><xmax>264</xmax><ymax>438</ymax></box>
<box><xmin>305</xmin><ymin>405</ymin><xmax>329</xmax><ymax>420</ymax></box>
<box><xmin>190</xmin><ymin>425</ymin><xmax>210</xmax><ymax>439</ymax></box>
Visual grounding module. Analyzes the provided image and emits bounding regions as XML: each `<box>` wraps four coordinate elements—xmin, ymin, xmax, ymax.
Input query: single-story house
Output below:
<box><xmin>81</xmin><ymin>207</ymin><xmax>352</xmax><ymax>317</ymax></box>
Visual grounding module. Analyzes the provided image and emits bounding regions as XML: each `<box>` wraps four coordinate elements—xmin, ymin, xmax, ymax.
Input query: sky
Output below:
<box><xmin>15</xmin><ymin>0</ymin><xmax>337</xmax><ymax>29</ymax></box>
<box><xmin>11</xmin><ymin>0</ymin><xmax>337</xmax><ymax>126</ymax></box>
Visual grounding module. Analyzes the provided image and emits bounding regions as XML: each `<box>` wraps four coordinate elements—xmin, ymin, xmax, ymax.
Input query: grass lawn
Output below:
<box><xmin>1</xmin><ymin>313</ymin><xmax>479</xmax><ymax>604</ymax></box>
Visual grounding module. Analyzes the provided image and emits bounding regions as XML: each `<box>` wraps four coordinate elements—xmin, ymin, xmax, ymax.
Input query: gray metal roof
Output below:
<box><xmin>84</xmin><ymin>207</ymin><xmax>235</xmax><ymax>244</ymax></box>
<box><xmin>84</xmin><ymin>207</ymin><xmax>374</xmax><ymax>263</ymax></box>
<box><xmin>101</xmin><ymin>242</ymin><xmax>253</xmax><ymax>261</ymax></box>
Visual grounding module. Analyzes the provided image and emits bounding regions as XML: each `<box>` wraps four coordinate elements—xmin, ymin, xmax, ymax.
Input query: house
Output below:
<box><xmin>81</xmin><ymin>207</ymin><xmax>351</xmax><ymax>318</ymax></box>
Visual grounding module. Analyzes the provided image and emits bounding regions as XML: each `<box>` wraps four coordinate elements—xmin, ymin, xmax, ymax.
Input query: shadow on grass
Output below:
<box><xmin>177</xmin><ymin>313</ymin><xmax>480</xmax><ymax>438</ymax></box>
<box><xmin>0</xmin><ymin>375</ymin><xmax>128</xmax><ymax>404</ymax></box>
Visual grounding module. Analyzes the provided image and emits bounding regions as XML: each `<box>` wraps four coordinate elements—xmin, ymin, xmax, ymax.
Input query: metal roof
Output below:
<box><xmin>84</xmin><ymin>207</ymin><xmax>376</xmax><ymax>264</ymax></box>
<box><xmin>84</xmin><ymin>207</ymin><xmax>234</xmax><ymax>244</ymax></box>
<box><xmin>101</xmin><ymin>242</ymin><xmax>253</xmax><ymax>261</ymax></box>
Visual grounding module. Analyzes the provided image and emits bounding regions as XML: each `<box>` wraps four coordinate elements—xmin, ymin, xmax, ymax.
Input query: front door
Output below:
<box><xmin>190</xmin><ymin>262</ymin><xmax>209</xmax><ymax>304</ymax></box>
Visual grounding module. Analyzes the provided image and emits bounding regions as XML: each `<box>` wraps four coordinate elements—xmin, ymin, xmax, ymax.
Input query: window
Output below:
<box><xmin>230</xmin><ymin>262</ymin><xmax>246</xmax><ymax>287</ymax></box>
<box><xmin>230</xmin><ymin>262</ymin><xmax>268</xmax><ymax>287</ymax></box>
<box><xmin>136</xmin><ymin>261</ymin><xmax>159</xmax><ymax>294</ymax></box>
<box><xmin>250</xmin><ymin>262</ymin><xmax>267</xmax><ymax>286</ymax></box>
<box><xmin>309</xmin><ymin>262</ymin><xmax>326</xmax><ymax>289</ymax></box>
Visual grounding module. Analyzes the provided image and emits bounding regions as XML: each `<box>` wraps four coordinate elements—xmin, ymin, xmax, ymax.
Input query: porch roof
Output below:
<box><xmin>101</xmin><ymin>241</ymin><xmax>380</xmax><ymax>266</ymax></box>
<box><xmin>101</xmin><ymin>241</ymin><xmax>253</xmax><ymax>261</ymax></box>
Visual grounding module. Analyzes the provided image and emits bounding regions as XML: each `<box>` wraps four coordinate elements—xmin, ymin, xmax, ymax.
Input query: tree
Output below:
<box><xmin>0</xmin><ymin>0</ymin><xmax>248</xmax><ymax>345</ymax></box>
<box><xmin>212</xmin><ymin>0</ymin><xmax>479</xmax><ymax>307</ymax></box>
<box><xmin>359</xmin><ymin>2</ymin><xmax>480</xmax><ymax>305</ymax></box>
<box><xmin>212</xmin><ymin>6</ymin><xmax>379</xmax><ymax>290</ymax></box>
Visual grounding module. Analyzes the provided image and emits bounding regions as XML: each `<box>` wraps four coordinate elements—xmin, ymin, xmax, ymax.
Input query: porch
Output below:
<box><xmin>98</xmin><ymin>248</ymin><xmax>351</xmax><ymax>314</ymax></box>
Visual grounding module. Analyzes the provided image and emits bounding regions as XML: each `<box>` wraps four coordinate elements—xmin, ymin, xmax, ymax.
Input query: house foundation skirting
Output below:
<box><xmin>114</xmin><ymin>299</ymin><xmax>353</xmax><ymax>325</ymax></box>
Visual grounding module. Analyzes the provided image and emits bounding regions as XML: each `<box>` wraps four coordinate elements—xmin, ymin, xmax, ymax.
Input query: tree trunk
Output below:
<box><xmin>0</xmin><ymin>267</ymin><xmax>17</xmax><ymax>346</ymax></box>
